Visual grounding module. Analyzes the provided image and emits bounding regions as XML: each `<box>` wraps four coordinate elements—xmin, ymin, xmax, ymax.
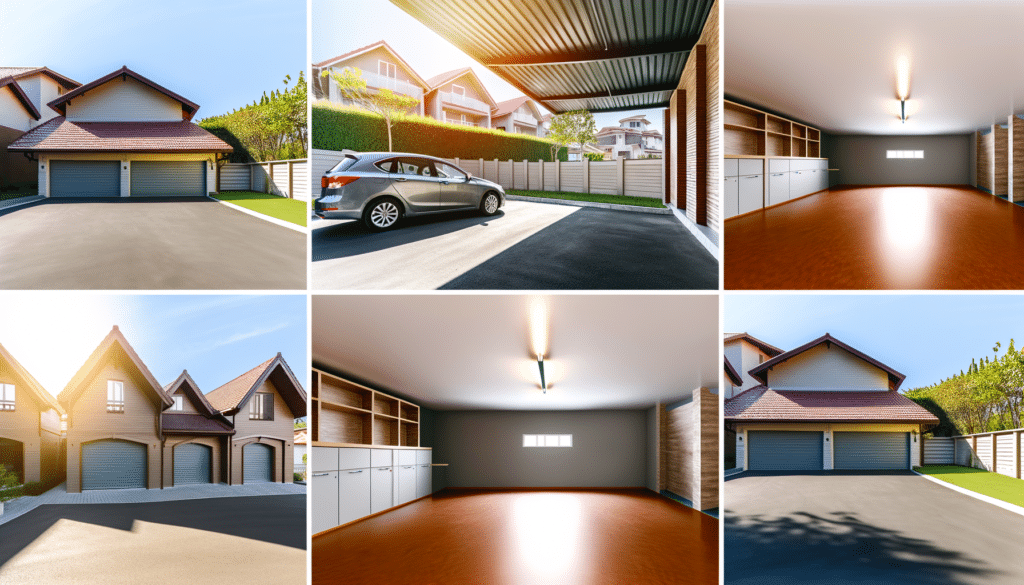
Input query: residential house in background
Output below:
<box><xmin>490</xmin><ymin>96</ymin><xmax>544</xmax><ymax>135</ymax></box>
<box><xmin>725</xmin><ymin>333</ymin><xmax>939</xmax><ymax>472</ymax></box>
<box><xmin>424</xmin><ymin>67</ymin><xmax>497</xmax><ymax>128</ymax></box>
<box><xmin>293</xmin><ymin>427</ymin><xmax>307</xmax><ymax>478</ymax></box>
<box><xmin>595</xmin><ymin>115</ymin><xmax>664</xmax><ymax>159</ymax></box>
<box><xmin>59</xmin><ymin>326</ymin><xmax>305</xmax><ymax>493</ymax></box>
<box><xmin>0</xmin><ymin>66</ymin><xmax>80</xmax><ymax>183</ymax></box>
<box><xmin>723</xmin><ymin>332</ymin><xmax>783</xmax><ymax>399</ymax></box>
<box><xmin>0</xmin><ymin>342</ymin><xmax>63</xmax><ymax>484</ymax></box>
<box><xmin>312</xmin><ymin>40</ymin><xmax>429</xmax><ymax>116</ymax></box>
<box><xmin>8</xmin><ymin>66</ymin><xmax>232</xmax><ymax>198</ymax></box>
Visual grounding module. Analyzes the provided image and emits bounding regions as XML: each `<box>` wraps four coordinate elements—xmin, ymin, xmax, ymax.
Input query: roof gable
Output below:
<box><xmin>48</xmin><ymin>66</ymin><xmax>200</xmax><ymax>121</ymax></box>
<box><xmin>0</xmin><ymin>342</ymin><xmax>63</xmax><ymax>415</ymax></box>
<box><xmin>425</xmin><ymin>67</ymin><xmax>498</xmax><ymax>107</ymax></box>
<box><xmin>724</xmin><ymin>356</ymin><xmax>743</xmax><ymax>386</ymax></box>
<box><xmin>206</xmin><ymin>354</ymin><xmax>306</xmax><ymax>418</ymax></box>
<box><xmin>0</xmin><ymin>77</ymin><xmax>41</xmax><ymax>120</ymax></box>
<box><xmin>492</xmin><ymin>95</ymin><xmax>543</xmax><ymax>119</ymax></box>
<box><xmin>723</xmin><ymin>332</ymin><xmax>784</xmax><ymax>358</ymax></box>
<box><xmin>163</xmin><ymin>371</ymin><xmax>218</xmax><ymax>416</ymax></box>
<box><xmin>58</xmin><ymin>326</ymin><xmax>171</xmax><ymax>411</ymax></box>
<box><xmin>314</xmin><ymin>40</ymin><xmax>430</xmax><ymax>90</ymax></box>
<box><xmin>0</xmin><ymin>67</ymin><xmax>80</xmax><ymax>90</ymax></box>
<box><xmin>749</xmin><ymin>334</ymin><xmax>905</xmax><ymax>391</ymax></box>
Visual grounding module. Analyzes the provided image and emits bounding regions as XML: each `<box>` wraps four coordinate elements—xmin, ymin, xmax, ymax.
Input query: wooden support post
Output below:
<box><xmin>694</xmin><ymin>44</ymin><xmax>708</xmax><ymax>225</ymax></box>
<box><xmin>664</xmin><ymin>107</ymin><xmax>671</xmax><ymax>204</ymax></box>
<box><xmin>616</xmin><ymin>157</ymin><xmax>625</xmax><ymax>196</ymax></box>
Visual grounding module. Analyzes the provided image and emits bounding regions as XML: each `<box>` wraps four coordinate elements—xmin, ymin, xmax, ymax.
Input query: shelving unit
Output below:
<box><xmin>724</xmin><ymin>100</ymin><xmax>822</xmax><ymax>160</ymax></box>
<box><xmin>311</xmin><ymin>368</ymin><xmax>422</xmax><ymax>448</ymax></box>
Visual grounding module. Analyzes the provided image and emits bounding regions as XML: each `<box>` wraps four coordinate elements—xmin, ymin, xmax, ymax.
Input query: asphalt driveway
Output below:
<box><xmin>0</xmin><ymin>494</ymin><xmax>305</xmax><ymax>584</ymax></box>
<box><xmin>725</xmin><ymin>471</ymin><xmax>1024</xmax><ymax>585</ymax></box>
<box><xmin>311</xmin><ymin>199</ymin><xmax>718</xmax><ymax>289</ymax></box>
<box><xmin>0</xmin><ymin>198</ymin><xmax>306</xmax><ymax>289</ymax></box>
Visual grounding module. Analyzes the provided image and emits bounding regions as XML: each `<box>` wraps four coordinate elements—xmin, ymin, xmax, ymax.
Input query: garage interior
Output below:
<box><xmin>310</xmin><ymin>294</ymin><xmax>720</xmax><ymax>584</ymax></box>
<box><xmin>722</xmin><ymin>0</ymin><xmax>1024</xmax><ymax>290</ymax></box>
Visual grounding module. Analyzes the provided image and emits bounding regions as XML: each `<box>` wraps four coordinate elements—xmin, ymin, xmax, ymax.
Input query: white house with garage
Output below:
<box><xmin>7</xmin><ymin>66</ymin><xmax>231</xmax><ymax>198</ymax></box>
<box><xmin>725</xmin><ymin>333</ymin><xmax>939</xmax><ymax>472</ymax></box>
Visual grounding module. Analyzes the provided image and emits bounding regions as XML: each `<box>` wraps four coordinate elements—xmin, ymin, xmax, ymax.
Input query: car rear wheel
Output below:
<box><xmin>364</xmin><ymin>198</ymin><xmax>402</xmax><ymax>231</ymax></box>
<box><xmin>480</xmin><ymin>192</ymin><xmax>500</xmax><ymax>216</ymax></box>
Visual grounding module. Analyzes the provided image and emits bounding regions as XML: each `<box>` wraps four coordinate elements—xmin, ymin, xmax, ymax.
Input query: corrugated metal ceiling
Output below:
<box><xmin>389</xmin><ymin>0</ymin><xmax>714</xmax><ymax>113</ymax></box>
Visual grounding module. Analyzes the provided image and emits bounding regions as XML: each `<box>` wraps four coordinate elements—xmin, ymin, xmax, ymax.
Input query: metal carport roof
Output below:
<box><xmin>388</xmin><ymin>0</ymin><xmax>715</xmax><ymax>113</ymax></box>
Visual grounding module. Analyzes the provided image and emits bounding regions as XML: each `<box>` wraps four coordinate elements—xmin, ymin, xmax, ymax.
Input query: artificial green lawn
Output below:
<box><xmin>506</xmin><ymin>189</ymin><xmax>666</xmax><ymax>209</ymax></box>
<box><xmin>915</xmin><ymin>465</ymin><xmax>1024</xmax><ymax>507</ymax></box>
<box><xmin>213</xmin><ymin>191</ymin><xmax>307</xmax><ymax>227</ymax></box>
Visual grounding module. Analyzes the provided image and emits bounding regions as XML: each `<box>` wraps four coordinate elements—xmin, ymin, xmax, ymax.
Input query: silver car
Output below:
<box><xmin>315</xmin><ymin>151</ymin><xmax>505</xmax><ymax>230</ymax></box>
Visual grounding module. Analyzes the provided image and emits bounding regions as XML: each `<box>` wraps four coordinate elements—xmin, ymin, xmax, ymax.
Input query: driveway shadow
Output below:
<box><xmin>311</xmin><ymin>209</ymin><xmax>504</xmax><ymax>262</ymax></box>
<box><xmin>0</xmin><ymin>494</ymin><xmax>306</xmax><ymax>566</ymax></box>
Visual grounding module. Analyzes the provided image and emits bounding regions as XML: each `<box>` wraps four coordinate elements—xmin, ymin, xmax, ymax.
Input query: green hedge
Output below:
<box><xmin>313</xmin><ymin>103</ymin><xmax>567</xmax><ymax>162</ymax></box>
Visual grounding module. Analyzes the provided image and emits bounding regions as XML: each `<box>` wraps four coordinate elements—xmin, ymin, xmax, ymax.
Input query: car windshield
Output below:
<box><xmin>329</xmin><ymin>156</ymin><xmax>358</xmax><ymax>173</ymax></box>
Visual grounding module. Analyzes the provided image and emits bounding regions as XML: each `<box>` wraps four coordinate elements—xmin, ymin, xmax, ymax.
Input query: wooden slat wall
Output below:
<box><xmin>677</xmin><ymin>0</ymin><xmax>719</xmax><ymax>229</ymax></box>
<box><xmin>977</xmin><ymin>130</ymin><xmax>994</xmax><ymax>192</ymax></box>
<box><xmin>1010</xmin><ymin>116</ymin><xmax>1024</xmax><ymax>202</ymax></box>
<box><xmin>696</xmin><ymin>388</ymin><xmax>718</xmax><ymax>510</ymax></box>
<box><xmin>660</xmin><ymin>387</ymin><xmax>718</xmax><ymax>511</ymax></box>
<box><xmin>994</xmin><ymin>124</ymin><xmax>1009</xmax><ymax>196</ymax></box>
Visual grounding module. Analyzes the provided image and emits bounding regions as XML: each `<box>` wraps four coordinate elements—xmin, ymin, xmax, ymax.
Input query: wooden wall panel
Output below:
<box><xmin>977</xmin><ymin>130</ymin><xmax>994</xmax><ymax>192</ymax></box>
<box><xmin>696</xmin><ymin>388</ymin><xmax>718</xmax><ymax>510</ymax></box>
<box><xmin>666</xmin><ymin>399</ymin><xmax>696</xmax><ymax>500</ymax></box>
<box><xmin>659</xmin><ymin>388</ymin><xmax>719</xmax><ymax>511</ymax></box>
<box><xmin>994</xmin><ymin>124</ymin><xmax>1008</xmax><ymax>196</ymax></box>
<box><xmin>1010</xmin><ymin>116</ymin><xmax>1024</xmax><ymax>202</ymax></box>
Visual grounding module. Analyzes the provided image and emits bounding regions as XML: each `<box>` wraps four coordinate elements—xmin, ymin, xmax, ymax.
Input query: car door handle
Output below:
<box><xmin>440</xmin><ymin>181</ymin><xmax>450</xmax><ymax>185</ymax></box>
<box><xmin>395</xmin><ymin>177</ymin><xmax>408</xmax><ymax>182</ymax></box>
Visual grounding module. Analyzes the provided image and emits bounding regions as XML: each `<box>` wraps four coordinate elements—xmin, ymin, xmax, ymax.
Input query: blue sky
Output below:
<box><xmin>726</xmin><ymin>294</ymin><xmax>1024</xmax><ymax>391</ymax></box>
<box><xmin>312</xmin><ymin>0</ymin><xmax>666</xmax><ymax>133</ymax></box>
<box><xmin>0</xmin><ymin>295</ymin><xmax>307</xmax><ymax>402</ymax></box>
<box><xmin>0</xmin><ymin>0</ymin><xmax>305</xmax><ymax>118</ymax></box>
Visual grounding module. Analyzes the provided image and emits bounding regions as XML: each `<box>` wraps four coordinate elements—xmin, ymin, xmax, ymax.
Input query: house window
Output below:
<box><xmin>451</xmin><ymin>84</ymin><xmax>465</xmax><ymax>97</ymax></box>
<box><xmin>107</xmin><ymin>380</ymin><xmax>124</xmax><ymax>413</ymax></box>
<box><xmin>523</xmin><ymin>434</ymin><xmax>572</xmax><ymax>448</ymax></box>
<box><xmin>0</xmin><ymin>384</ymin><xmax>14</xmax><ymax>411</ymax></box>
<box><xmin>886</xmin><ymin>150</ymin><xmax>924</xmax><ymax>159</ymax></box>
<box><xmin>170</xmin><ymin>395</ymin><xmax>184</xmax><ymax>411</ymax></box>
<box><xmin>249</xmin><ymin>392</ymin><xmax>274</xmax><ymax>421</ymax></box>
<box><xmin>378</xmin><ymin>60</ymin><xmax>397</xmax><ymax>79</ymax></box>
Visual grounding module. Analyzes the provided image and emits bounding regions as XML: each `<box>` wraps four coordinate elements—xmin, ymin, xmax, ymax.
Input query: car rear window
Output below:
<box><xmin>329</xmin><ymin>156</ymin><xmax>358</xmax><ymax>173</ymax></box>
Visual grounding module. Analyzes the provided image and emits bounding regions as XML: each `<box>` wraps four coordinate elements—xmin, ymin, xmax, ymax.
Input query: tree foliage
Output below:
<box><xmin>546</xmin><ymin>110</ymin><xmax>597</xmax><ymax>161</ymax></box>
<box><xmin>198</xmin><ymin>72</ymin><xmax>307</xmax><ymax>162</ymax></box>
<box><xmin>322</xmin><ymin>67</ymin><xmax>419</xmax><ymax>152</ymax></box>
<box><xmin>907</xmin><ymin>338</ymin><xmax>1024</xmax><ymax>435</ymax></box>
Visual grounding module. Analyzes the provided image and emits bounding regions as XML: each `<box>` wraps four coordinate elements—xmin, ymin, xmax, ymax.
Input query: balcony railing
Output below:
<box><xmin>444</xmin><ymin>116</ymin><xmax>479</xmax><ymax>127</ymax></box>
<box><xmin>512</xmin><ymin>111</ymin><xmax>538</xmax><ymax>126</ymax></box>
<box><xmin>330</xmin><ymin>69</ymin><xmax>423</xmax><ymax>100</ymax></box>
<box><xmin>439</xmin><ymin>91</ymin><xmax>489</xmax><ymax>113</ymax></box>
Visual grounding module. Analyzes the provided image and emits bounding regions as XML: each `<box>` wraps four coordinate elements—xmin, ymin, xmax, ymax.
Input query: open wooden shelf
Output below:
<box><xmin>724</xmin><ymin>101</ymin><xmax>765</xmax><ymax>129</ymax></box>
<box><xmin>311</xmin><ymin>368</ymin><xmax>421</xmax><ymax>448</ymax></box>
<box><xmin>724</xmin><ymin>99</ymin><xmax>823</xmax><ymax>160</ymax></box>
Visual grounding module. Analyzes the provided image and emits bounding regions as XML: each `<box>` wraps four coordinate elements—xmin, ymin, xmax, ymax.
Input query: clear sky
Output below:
<box><xmin>0</xmin><ymin>295</ymin><xmax>307</xmax><ymax>401</ymax></box>
<box><xmin>311</xmin><ymin>0</ymin><xmax>666</xmax><ymax>133</ymax></box>
<box><xmin>0</xmin><ymin>0</ymin><xmax>306</xmax><ymax>118</ymax></box>
<box><xmin>725</xmin><ymin>294</ymin><xmax>1024</xmax><ymax>391</ymax></box>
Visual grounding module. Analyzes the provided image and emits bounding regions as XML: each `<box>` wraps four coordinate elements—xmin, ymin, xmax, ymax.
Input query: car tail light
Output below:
<box><xmin>322</xmin><ymin>175</ymin><xmax>359</xmax><ymax>189</ymax></box>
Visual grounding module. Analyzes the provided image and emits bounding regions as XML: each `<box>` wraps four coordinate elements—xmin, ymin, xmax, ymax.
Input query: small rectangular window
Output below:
<box><xmin>170</xmin><ymin>395</ymin><xmax>184</xmax><ymax>411</ymax></box>
<box><xmin>249</xmin><ymin>392</ymin><xmax>274</xmax><ymax>421</ymax></box>
<box><xmin>887</xmin><ymin>150</ymin><xmax>924</xmax><ymax>159</ymax></box>
<box><xmin>523</xmin><ymin>434</ymin><xmax>572</xmax><ymax>448</ymax></box>
<box><xmin>0</xmin><ymin>383</ymin><xmax>14</xmax><ymax>411</ymax></box>
<box><xmin>107</xmin><ymin>380</ymin><xmax>124</xmax><ymax>413</ymax></box>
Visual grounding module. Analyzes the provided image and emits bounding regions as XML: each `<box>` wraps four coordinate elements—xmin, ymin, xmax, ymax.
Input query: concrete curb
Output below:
<box><xmin>670</xmin><ymin>206</ymin><xmax>720</xmax><ymax>259</ymax></box>
<box><xmin>505</xmin><ymin>194</ymin><xmax>672</xmax><ymax>215</ymax></box>
<box><xmin>0</xmin><ymin>195</ymin><xmax>45</xmax><ymax>214</ymax></box>
<box><xmin>209</xmin><ymin>196</ymin><xmax>308</xmax><ymax>233</ymax></box>
<box><xmin>724</xmin><ymin>467</ymin><xmax>745</xmax><ymax>478</ymax></box>
<box><xmin>912</xmin><ymin>469</ymin><xmax>1024</xmax><ymax>518</ymax></box>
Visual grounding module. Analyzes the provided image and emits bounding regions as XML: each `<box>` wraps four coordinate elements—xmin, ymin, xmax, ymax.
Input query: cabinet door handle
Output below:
<box><xmin>421</xmin><ymin>465</ymin><xmax>429</xmax><ymax>468</ymax></box>
<box><xmin>312</xmin><ymin>473</ymin><xmax>330</xmax><ymax>477</ymax></box>
<box><xmin>348</xmin><ymin>470</ymin><xmax>364</xmax><ymax>474</ymax></box>
<box><xmin>403</xmin><ymin>466</ymin><xmax>414</xmax><ymax>469</ymax></box>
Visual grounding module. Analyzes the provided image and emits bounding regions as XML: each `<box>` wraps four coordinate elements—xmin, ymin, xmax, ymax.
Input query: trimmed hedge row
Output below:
<box><xmin>313</xmin><ymin>103</ymin><xmax>567</xmax><ymax>162</ymax></box>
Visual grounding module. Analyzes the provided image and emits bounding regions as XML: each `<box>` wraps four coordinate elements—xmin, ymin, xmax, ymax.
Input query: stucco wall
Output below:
<box><xmin>0</xmin><ymin>87</ymin><xmax>32</xmax><ymax>132</ymax></box>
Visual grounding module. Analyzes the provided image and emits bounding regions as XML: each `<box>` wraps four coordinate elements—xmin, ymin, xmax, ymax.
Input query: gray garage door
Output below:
<box><xmin>243</xmin><ymin>443</ymin><xmax>273</xmax><ymax>483</ymax></box>
<box><xmin>82</xmin><ymin>439</ymin><xmax>147</xmax><ymax>490</ymax></box>
<box><xmin>834</xmin><ymin>432</ymin><xmax>909</xmax><ymax>470</ymax></box>
<box><xmin>50</xmin><ymin>160</ymin><xmax>120</xmax><ymax>197</ymax></box>
<box><xmin>130</xmin><ymin>161</ymin><xmax>206</xmax><ymax>196</ymax></box>
<box><xmin>748</xmin><ymin>431</ymin><xmax>824</xmax><ymax>471</ymax></box>
<box><xmin>173</xmin><ymin>443</ymin><xmax>212</xmax><ymax>485</ymax></box>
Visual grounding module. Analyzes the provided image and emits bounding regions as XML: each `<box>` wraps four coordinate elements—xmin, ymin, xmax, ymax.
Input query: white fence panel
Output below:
<box><xmin>291</xmin><ymin>161</ymin><xmax>309</xmax><ymax>202</ymax></box>
<box><xmin>497</xmin><ymin>161</ymin><xmax>513</xmax><ymax>190</ymax></box>
<box><xmin>923</xmin><ymin>437</ymin><xmax>954</xmax><ymax>465</ymax></box>
<box><xmin>544</xmin><ymin>164</ymin><xmax>558</xmax><ymax>191</ymax></box>
<box><xmin>589</xmin><ymin>161</ymin><xmax>617</xmax><ymax>195</ymax></box>
<box><xmin>560</xmin><ymin>163</ymin><xmax>583</xmax><ymax>192</ymax></box>
<box><xmin>624</xmin><ymin>159</ymin><xmax>664</xmax><ymax>199</ymax></box>
<box><xmin>976</xmin><ymin>436</ymin><xmax>993</xmax><ymax>471</ymax></box>
<box><xmin>270</xmin><ymin>162</ymin><xmax>291</xmax><ymax>197</ymax></box>
<box><xmin>996</xmin><ymin>433</ymin><xmax>1016</xmax><ymax>477</ymax></box>
<box><xmin>220</xmin><ymin>164</ymin><xmax>251</xmax><ymax>191</ymax></box>
<box><xmin>528</xmin><ymin>162</ymin><xmax>544</xmax><ymax>190</ymax></box>
<box><xmin>954</xmin><ymin>438</ymin><xmax>973</xmax><ymax>467</ymax></box>
<box><xmin>513</xmin><ymin>161</ymin><xmax>527</xmax><ymax>190</ymax></box>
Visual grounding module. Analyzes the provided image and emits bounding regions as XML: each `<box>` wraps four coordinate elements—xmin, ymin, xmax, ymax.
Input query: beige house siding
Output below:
<box><xmin>19</xmin><ymin>74</ymin><xmax>66</xmax><ymax>125</ymax></box>
<box><xmin>426</xmin><ymin>75</ymin><xmax>492</xmax><ymax>127</ymax></box>
<box><xmin>0</xmin><ymin>87</ymin><xmax>32</xmax><ymax>132</ymax></box>
<box><xmin>65</xmin><ymin>360</ymin><xmax>163</xmax><ymax>493</ymax></box>
<box><xmin>724</xmin><ymin>339</ymin><xmax>773</xmax><ymax>397</ymax></box>
<box><xmin>161</xmin><ymin>435</ymin><xmax>225</xmax><ymax>487</ymax></box>
<box><xmin>166</xmin><ymin>389</ymin><xmax>201</xmax><ymax>415</ymax></box>
<box><xmin>0</xmin><ymin>359</ymin><xmax>61</xmax><ymax>483</ymax></box>
<box><xmin>326</xmin><ymin>46</ymin><xmax>425</xmax><ymax>116</ymax></box>
<box><xmin>64</xmin><ymin>77</ymin><xmax>183</xmax><ymax>122</ymax></box>
<box><xmin>767</xmin><ymin>344</ymin><xmax>890</xmax><ymax>390</ymax></box>
<box><xmin>227</xmin><ymin>378</ymin><xmax>295</xmax><ymax>485</ymax></box>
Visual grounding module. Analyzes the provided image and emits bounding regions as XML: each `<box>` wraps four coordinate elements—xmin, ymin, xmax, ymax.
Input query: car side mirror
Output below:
<box><xmin>465</xmin><ymin>173</ymin><xmax>473</xmax><ymax>180</ymax></box>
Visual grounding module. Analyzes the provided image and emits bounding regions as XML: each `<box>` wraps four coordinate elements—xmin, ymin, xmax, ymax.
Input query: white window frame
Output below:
<box><xmin>523</xmin><ymin>434</ymin><xmax>573</xmax><ymax>448</ymax></box>
<box><xmin>249</xmin><ymin>392</ymin><xmax>274</xmax><ymax>421</ymax></box>
<box><xmin>107</xmin><ymin>380</ymin><xmax>125</xmax><ymax>413</ymax></box>
<box><xmin>0</xmin><ymin>383</ymin><xmax>14</xmax><ymax>411</ymax></box>
<box><xmin>170</xmin><ymin>395</ymin><xmax>184</xmax><ymax>411</ymax></box>
<box><xmin>378</xmin><ymin>60</ymin><xmax>397</xmax><ymax>79</ymax></box>
<box><xmin>886</xmin><ymin>150</ymin><xmax>924</xmax><ymax>159</ymax></box>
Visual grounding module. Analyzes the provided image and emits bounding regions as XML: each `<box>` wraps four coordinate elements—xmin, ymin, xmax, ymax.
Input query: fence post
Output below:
<box><xmin>523</xmin><ymin>159</ymin><xmax>529</xmax><ymax>191</ymax></box>
<box><xmin>583</xmin><ymin>158</ymin><xmax>591</xmax><ymax>194</ymax></box>
<box><xmin>288</xmin><ymin>160</ymin><xmax>295</xmax><ymax>199</ymax></box>
<box><xmin>616</xmin><ymin>157</ymin><xmax>625</xmax><ymax>196</ymax></box>
<box><xmin>216</xmin><ymin>160</ymin><xmax>221</xmax><ymax>193</ymax></box>
<box><xmin>455</xmin><ymin>157</ymin><xmax>460</xmax><ymax>168</ymax></box>
<box><xmin>972</xmin><ymin>436</ymin><xmax>978</xmax><ymax>469</ymax></box>
<box><xmin>539</xmin><ymin>159</ymin><xmax>545</xmax><ymax>192</ymax></box>
<box><xmin>1016</xmin><ymin>430</ymin><xmax>1021</xmax><ymax>479</ymax></box>
<box><xmin>509</xmin><ymin>159</ymin><xmax>514</xmax><ymax>189</ymax></box>
<box><xmin>479</xmin><ymin>158</ymin><xmax>484</xmax><ymax>180</ymax></box>
<box><xmin>266</xmin><ymin>163</ymin><xmax>272</xmax><ymax>194</ymax></box>
<box><xmin>555</xmin><ymin>159</ymin><xmax>561</xmax><ymax>191</ymax></box>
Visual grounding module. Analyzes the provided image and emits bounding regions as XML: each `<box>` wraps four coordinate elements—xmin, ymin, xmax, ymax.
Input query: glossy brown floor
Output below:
<box><xmin>312</xmin><ymin>488</ymin><xmax>718</xmax><ymax>585</ymax></box>
<box><xmin>725</xmin><ymin>186</ymin><xmax>1024</xmax><ymax>289</ymax></box>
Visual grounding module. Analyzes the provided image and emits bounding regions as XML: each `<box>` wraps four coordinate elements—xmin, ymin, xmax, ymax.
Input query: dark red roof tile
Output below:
<box><xmin>724</xmin><ymin>385</ymin><xmax>939</xmax><ymax>424</ymax></box>
<box><xmin>8</xmin><ymin>117</ymin><xmax>232</xmax><ymax>153</ymax></box>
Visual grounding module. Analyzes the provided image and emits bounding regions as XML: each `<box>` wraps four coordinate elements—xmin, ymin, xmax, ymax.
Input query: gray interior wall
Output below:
<box><xmin>828</xmin><ymin>134</ymin><xmax>972</xmax><ymax>186</ymax></box>
<box><xmin>646</xmin><ymin>406</ymin><xmax>658</xmax><ymax>492</ymax></box>
<box><xmin>433</xmin><ymin>410</ymin><xmax>647</xmax><ymax>488</ymax></box>
<box><xmin>969</xmin><ymin>133</ymin><xmax>978</xmax><ymax>187</ymax></box>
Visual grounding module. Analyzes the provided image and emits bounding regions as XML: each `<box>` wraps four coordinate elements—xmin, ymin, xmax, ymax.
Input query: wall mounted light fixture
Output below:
<box><xmin>537</xmin><ymin>354</ymin><xmax>547</xmax><ymax>393</ymax></box>
<box><xmin>896</xmin><ymin>56</ymin><xmax>911</xmax><ymax>123</ymax></box>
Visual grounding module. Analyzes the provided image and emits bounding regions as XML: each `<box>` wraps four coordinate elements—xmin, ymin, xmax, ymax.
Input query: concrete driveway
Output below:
<box><xmin>0</xmin><ymin>494</ymin><xmax>305</xmax><ymax>584</ymax></box>
<box><xmin>311</xmin><ymin>199</ymin><xmax>718</xmax><ymax>289</ymax></box>
<box><xmin>725</xmin><ymin>471</ymin><xmax>1024</xmax><ymax>585</ymax></box>
<box><xmin>0</xmin><ymin>198</ymin><xmax>306</xmax><ymax>289</ymax></box>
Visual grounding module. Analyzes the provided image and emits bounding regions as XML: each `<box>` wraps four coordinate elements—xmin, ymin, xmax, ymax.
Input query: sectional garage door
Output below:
<box><xmin>748</xmin><ymin>431</ymin><xmax>824</xmax><ymax>471</ymax></box>
<box><xmin>50</xmin><ymin>160</ymin><xmax>120</xmax><ymax>197</ymax></box>
<box><xmin>834</xmin><ymin>432</ymin><xmax>909</xmax><ymax>470</ymax></box>
<box><xmin>130</xmin><ymin>161</ymin><xmax>206</xmax><ymax>196</ymax></box>
<box><xmin>173</xmin><ymin>443</ymin><xmax>212</xmax><ymax>485</ymax></box>
<box><xmin>82</xmin><ymin>439</ymin><xmax>147</xmax><ymax>490</ymax></box>
<box><xmin>243</xmin><ymin>443</ymin><xmax>273</xmax><ymax>483</ymax></box>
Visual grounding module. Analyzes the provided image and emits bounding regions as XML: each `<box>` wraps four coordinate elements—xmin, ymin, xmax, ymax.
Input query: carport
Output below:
<box><xmin>388</xmin><ymin>0</ymin><xmax>721</xmax><ymax>250</ymax></box>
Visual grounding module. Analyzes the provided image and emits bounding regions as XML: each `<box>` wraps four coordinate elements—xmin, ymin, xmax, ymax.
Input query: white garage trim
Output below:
<box><xmin>37</xmin><ymin>152</ymin><xmax>219</xmax><ymax>197</ymax></box>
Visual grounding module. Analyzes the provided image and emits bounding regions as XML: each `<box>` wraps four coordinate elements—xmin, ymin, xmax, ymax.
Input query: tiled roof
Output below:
<box><xmin>424</xmin><ymin>67</ymin><xmax>497</xmax><ymax>106</ymax></box>
<box><xmin>7</xmin><ymin>117</ymin><xmax>232</xmax><ymax>153</ymax></box>
<box><xmin>294</xmin><ymin>429</ymin><xmax>307</xmax><ymax>445</ymax></box>
<box><xmin>723</xmin><ymin>333</ymin><xmax>784</xmax><ymax>358</ymax></box>
<box><xmin>0</xmin><ymin>67</ymin><xmax>38</xmax><ymax>78</ymax></box>
<box><xmin>491</xmin><ymin>96</ymin><xmax>533</xmax><ymax>118</ymax></box>
<box><xmin>162</xmin><ymin>413</ymin><xmax>234</xmax><ymax>435</ymax></box>
<box><xmin>206</xmin><ymin>356</ymin><xmax>276</xmax><ymax>413</ymax></box>
<box><xmin>724</xmin><ymin>386</ymin><xmax>939</xmax><ymax>424</ymax></box>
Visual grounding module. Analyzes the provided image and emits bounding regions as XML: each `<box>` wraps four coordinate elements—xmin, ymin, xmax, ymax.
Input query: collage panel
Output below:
<box><xmin>309</xmin><ymin>294</ymin><xmax>720</xmax><ymax>583</ymax></box>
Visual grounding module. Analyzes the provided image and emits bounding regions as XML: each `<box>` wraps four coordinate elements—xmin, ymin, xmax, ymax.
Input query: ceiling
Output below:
<box><xmin>388</xmin><ymin>0</ymin><xmax>715</xmax><ymax>113</ymax></box>
<box><xmin>725</xmin><ymin>0</ymin><xmax>1024</xmax><ymax>135</ymax></box>
<box><xmin>312</xmin><ymin>295</ymin><xmax>718</xmax><ymax>411</ymax></box>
